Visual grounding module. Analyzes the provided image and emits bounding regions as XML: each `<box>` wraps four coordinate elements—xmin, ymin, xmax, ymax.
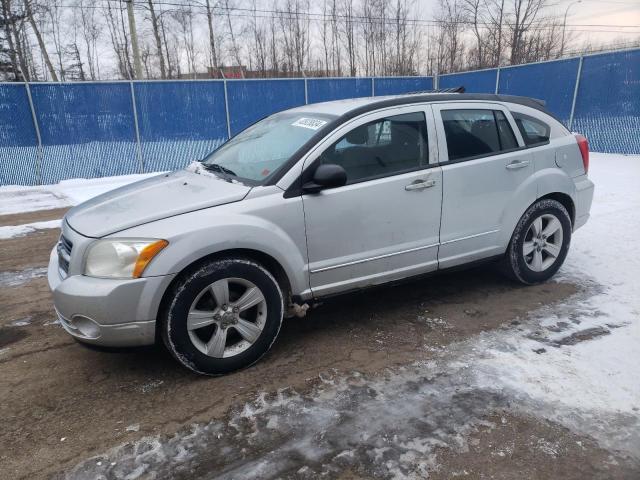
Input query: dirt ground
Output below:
<box><xmin>0</xmin><ymin>207</ymin><xmax>637</xmax><ymax>479</ymax></box>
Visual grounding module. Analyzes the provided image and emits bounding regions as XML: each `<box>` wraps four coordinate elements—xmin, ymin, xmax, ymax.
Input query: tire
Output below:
<box><xmin>160</xmin><ymin>257</ymin><xmax>284</xmax><ymax>375</ymax></box>
<box><xmin>501</xmin><ymin>199</ymin><xmax>572</xmax><ymax>285</ymax></box>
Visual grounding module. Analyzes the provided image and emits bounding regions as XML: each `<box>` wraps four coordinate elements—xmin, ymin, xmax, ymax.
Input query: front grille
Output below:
<box><xmin>57</xmin><ymin>235</ymin><xmax>73</xmax><ymax>277</ymax></box>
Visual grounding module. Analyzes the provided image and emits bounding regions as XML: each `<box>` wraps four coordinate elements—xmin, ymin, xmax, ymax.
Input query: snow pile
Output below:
<box><xmin>0</xmin><ymin>219</ymin><xmax>61</xmax><ymax>239</ymax></box>
<box><xmin>0</xmin><ymin>172</ymin><xmax>164</xmax><ymax>215</ymax></box>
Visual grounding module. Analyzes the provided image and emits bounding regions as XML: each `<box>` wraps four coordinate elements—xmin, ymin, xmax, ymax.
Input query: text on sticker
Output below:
<box><xmin>291</xmin><ymin>118</ymin><xmax>328</xmax><ymax>130</ymax></box>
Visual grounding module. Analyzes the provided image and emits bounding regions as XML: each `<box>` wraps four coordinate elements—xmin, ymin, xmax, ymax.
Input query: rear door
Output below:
<box><xmin>432</xmin><ymin>102</ymin><xmax>536</xmax><ymax>269</ymax></box>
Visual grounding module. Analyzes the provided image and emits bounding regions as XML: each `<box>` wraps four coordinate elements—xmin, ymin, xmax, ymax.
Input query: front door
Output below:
<box><xmin>301</xmin><ymin>106</ymin><xmax>443</xmax><ymax>297</ymax></box>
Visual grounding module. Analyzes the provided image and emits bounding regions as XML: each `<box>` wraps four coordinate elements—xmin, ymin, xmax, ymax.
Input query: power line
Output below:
<box><xmin>47</xmin><ymin>0</ymin><xmax>640</xmax><ymax>33</ymax></box>
<box><xmin>98</xmin><ymin>0</ymin><xmax>640</xmax><ymax>28</ymax></box>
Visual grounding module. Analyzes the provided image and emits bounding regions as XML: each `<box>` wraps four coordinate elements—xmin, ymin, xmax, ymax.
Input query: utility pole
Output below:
<box><xmin>125</xmin><ymin>0</ymin><xmax>143</xmax><ymax>79</ymax></box>
<box><xmin>560</xmin><ymin>0</ymin><xmax>582</xmax><ymax>58</ymax></box>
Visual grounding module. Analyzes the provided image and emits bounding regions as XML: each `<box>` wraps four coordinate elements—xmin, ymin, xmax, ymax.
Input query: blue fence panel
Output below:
<box><xmin>307</xmin><ymin>78</ymin><xmax>373</xmax><ymax>103</ymax></box>
<box><xmin>30</xmin><ymin>82</ymin><xmax>139</xmax><ymax>184</ymax></box>
<box><xmin>226</xmin><ymin>79</ymin><xmax>306</xmax><ymax>136</ymax></box>
<box><xmin>373</xmin><ymin>77</ymin><xmax>433</xmax><ymax>96</ymax></box>
<box><xmin>572</xmin><ymin>50</ymin><xmax>640</xmax><ymax>154</ymax></box>
<box><xmin>134</xmin><ymin>81</ymin><xmax>228</xmax><ymax>172</ymax></box>
<box><xmin>498</xmin><ymin>58</ymin><xmax>579</xmax><ymax>123</ymax></box>
<box><xmin>0</xmin><ymin>84</ymin><xmax>39</xmax><ymax>185</ymax></box>
<box><xmin>1</xmin><ymin>53</ymin><xmax>638</xmax><ymax>187</ymax></box>
<box><xmin>439</xmin><ymin>69</ymin><xmax>497</xmax><ymax>93</ymax></box>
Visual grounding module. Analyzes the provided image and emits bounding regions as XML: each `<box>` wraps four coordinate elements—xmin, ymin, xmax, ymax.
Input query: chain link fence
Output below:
<box><xmin>0</xmin><ymin>48</ymin><xmax>637</xmax><ymax>186</ymax></box>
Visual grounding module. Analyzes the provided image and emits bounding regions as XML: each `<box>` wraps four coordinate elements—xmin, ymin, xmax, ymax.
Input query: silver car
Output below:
<box><xmin>47</xmin><ymin>93</ymin><xmax>594</xmax><ymax>375</ymax></box>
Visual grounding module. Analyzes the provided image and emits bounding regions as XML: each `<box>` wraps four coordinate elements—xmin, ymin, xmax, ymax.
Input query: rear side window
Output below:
<box><xmin>512</xmin><ymin>112</ymin><xmax>550</xmax><ymax>146</ymax></box>
<box><xmin>440</xmin><ymin>109</ymin><xmax>519</xmax><ymax>162</ymax></box>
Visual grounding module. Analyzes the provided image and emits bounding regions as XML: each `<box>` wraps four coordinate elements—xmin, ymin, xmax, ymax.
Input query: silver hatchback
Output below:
<box><xmin>48</xmin><ymin>93</ymin><xmax>594</xmax><ymax>375</ymax></box>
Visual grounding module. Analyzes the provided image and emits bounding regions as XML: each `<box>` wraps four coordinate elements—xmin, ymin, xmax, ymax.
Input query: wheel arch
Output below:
<box><xmin>538</xmin><ymin>192</ymin><xmax>575</xmax><ymax>226</ymax></box>
<box><xmin>155</xmin><ymin>248</ymin><xmax>293</xmax><ymax>342</ymax></box>
<box><xmin>500</xmin><ymin>190</ymin><xmax>575</xmax><ymax>257</ymax></box>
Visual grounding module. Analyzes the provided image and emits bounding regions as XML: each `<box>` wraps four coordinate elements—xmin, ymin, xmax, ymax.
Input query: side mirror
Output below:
<box><xmin>302</xmin><ymin>164</ymin><xmax>347</xmax><ymax>193</ymax></box>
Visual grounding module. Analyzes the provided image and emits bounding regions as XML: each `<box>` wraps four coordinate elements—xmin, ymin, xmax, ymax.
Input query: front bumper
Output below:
<box><xmin>47</xmin><ymin>246</ymin><xmax>175</xmax><ymax>347</ymax></box>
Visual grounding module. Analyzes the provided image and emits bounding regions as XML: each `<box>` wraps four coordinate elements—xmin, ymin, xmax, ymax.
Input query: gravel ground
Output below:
<box><xmin>1</xmin><ymin>154</ymin><xmax>638</xmax><ymax>479</ymax></box>
<box><xmin>0</xmin><ymin>207</ymin><xmax>636</xmax><ymax>480</ymax></box>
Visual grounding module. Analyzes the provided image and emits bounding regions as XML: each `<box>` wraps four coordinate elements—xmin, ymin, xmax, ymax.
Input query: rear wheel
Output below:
<box><xmin>161</xmin><ymin>258</ymin><xmax>284</xmax><ymax>375</ymax></box>
<box><xmin>502</xmin><ymin>199</ymin><xmax>572</xmax><ymax>285</ymax></box>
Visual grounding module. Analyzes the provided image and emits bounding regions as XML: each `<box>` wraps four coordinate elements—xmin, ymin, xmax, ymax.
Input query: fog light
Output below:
<box><xmin>71</xmin><ymin>315</ymin><xmax>100</xmax><ymax>339</ymax></box>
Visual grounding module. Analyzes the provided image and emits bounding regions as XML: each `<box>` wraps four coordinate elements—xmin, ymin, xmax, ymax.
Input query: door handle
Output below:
<box><xmin>506</xmin><ymin>160</ymin><xmax>530</xmax><ymax>170</ymax></box>
<box><xmin>405</xmin><ymin>179</ymin><xmax>436</xmax><ymax>191</ymax></box>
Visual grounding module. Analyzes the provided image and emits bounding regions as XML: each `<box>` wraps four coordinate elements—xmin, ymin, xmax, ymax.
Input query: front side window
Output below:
<box><xmin>441</xmin><ymin>109</ymin><xmax>519</xmax><ymax>162</ymax></box>
<box><xmin>512</xmin><ymin>112</ymin><xmax>550</xmax><ymax>146</ymax></box>
<box><xmin>202</xmin><ymin>112</ymin><xmax>336</xmax><ymax>183</ymax></box>
<box><xmin>320</xmin><ymin>112</ymin><xmax>428</xmax><ymax>184</ymax></box>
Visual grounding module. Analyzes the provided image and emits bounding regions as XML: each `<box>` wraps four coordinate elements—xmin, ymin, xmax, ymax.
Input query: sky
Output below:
<box><xmin>415</xmin><ymin>0</ymin><xmax>640</xmax><ymax>49</ymax></box>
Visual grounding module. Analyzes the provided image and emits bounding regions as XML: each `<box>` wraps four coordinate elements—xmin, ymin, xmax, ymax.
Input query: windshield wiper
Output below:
<box><xmin>202</xmin><ymin>163</ymin><xmax>238</xmax><ymax>181</ymax></box>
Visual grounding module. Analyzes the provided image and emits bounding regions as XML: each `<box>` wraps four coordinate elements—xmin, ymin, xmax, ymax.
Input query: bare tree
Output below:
<box><xmin>104</xmin><ymin>1</ymin><xmax>133</xmax><ymax>79</ymax></box>
<box><xmin>267</xmin><ymin>1</ymin><xmax>279</xmax><ymax>75</ymax></box>
<box><xmin>249</xmin><ymin>0</ymin><xmax>267</xmax><ymax>76</ymax></box>
<box><xmin>23</xmin><ymin>0</ymin><xmax>56</xmax><ymax>80</ymax></box>
<box><xmin>204</xmin><ymin>0</ymin><xmax>219</xmax><ymax>73</ymax></box>
<box><xmin>434</xmin><ymin>0</ymin><xmax>466</xmax><ymax>73</ymax></box>
<box><xmin>1</xmin><ymin>0</ymin><xmax>22</xmax><ymax>80</ymax></box>
<box><xmin>339</xmin><ymin>0</ymin><xmax>356</xmax><ymax>76</ymax></box>
<box><xmin>461</xmin><ymin>0</ymin><xmax>487</xmax><ymax>68</ymax></box>
<box><xmin>1</xmin><ymin>0</ymin><xmax>602</xmax><ymax>82</ymax></box>
<box><xmin>508</xmin><ymin>0</ymin><xmax>548</xmax><ymax>65</ymax></box>
<box><xmin>172</xmin><ymin>6</ymin><xmax>196</xmax><ymax>77</ymax></box>
<box><xmin>223</xmin><ymin>0</ymin><xmax>242</xmax><ymax>68</ymax></box>
<box><xmin>78</xmin><ymin>0</ymin><xmax>100</xmax><ymax>79</ymax></box>
<box><xmin>278</xmin><ymin>0</ymin><xmax>310</xmax><ymax>76</ymax></box>
<box><xmin>145</xmin><ymin>0</ymin><xmax>165</xmax><ymax>78</ymax></box>
<box><xmin>485</xmin><ymin>0</ymin><xmax>506</xmax><ymax>66</ymax></box>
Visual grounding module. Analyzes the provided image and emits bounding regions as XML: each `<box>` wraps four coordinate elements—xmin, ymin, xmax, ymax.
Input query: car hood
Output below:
<box><xmin>65</xmin><ymin>170</ymin><xmax>251</xmax><ymax>237</ymax></box>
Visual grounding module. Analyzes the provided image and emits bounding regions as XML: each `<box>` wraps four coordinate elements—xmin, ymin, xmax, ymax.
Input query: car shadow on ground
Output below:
<box><xmin>74</xmin><ymin>263</ymin><xmax>552</xmax><ymax>380</ymax></box>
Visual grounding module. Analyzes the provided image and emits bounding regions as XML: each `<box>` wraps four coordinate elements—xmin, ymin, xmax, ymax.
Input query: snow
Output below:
<box><xmin>0</xmin><ymin>172</ymin><xmax>164</xmax><ymax>215</ymax></box>
<box><xmin>9</xmin><ymin>317</ymin><xmax>32</xmax><ymax>327</ymax></box>
<box><xmin>0</xmin><ymin>219</ymin><xmax>61</xmax><ymax>239</ymax></box>
<box><xmin>468</xmin><ymin>152</ymin><xmax>640</xmax><ymax>452</ymax></box>
<box><xmin>0</xmin><ymin>267</ymin><xmax>48</xmax><ymax>288</ymax></box>
<box><xmin>39</xmin><ymin>152</ymin><xmax>640</xmax><ymax>478</ymax></box>
<box><xmin>485</xmin><ymin>154</ymin><xmax>640</xmax><ymax>410</ymax></box>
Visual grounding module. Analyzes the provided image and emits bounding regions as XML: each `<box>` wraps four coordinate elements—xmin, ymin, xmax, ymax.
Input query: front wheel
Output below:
<box><xmin>161</xmin><ymin>258</ymin><xmax>284</xmax><ymax>375</ymax></box>
<box><xmin>502</xmin><ymin>199</ymin><xmax>572</xmax><ymax>285</ymax></box>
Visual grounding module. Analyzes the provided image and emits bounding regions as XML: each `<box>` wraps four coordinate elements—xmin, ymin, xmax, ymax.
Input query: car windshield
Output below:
<box><xmin>201</xmin><ymin>111</ymin><xmax>336</xmax><ymax>183</ymax></box>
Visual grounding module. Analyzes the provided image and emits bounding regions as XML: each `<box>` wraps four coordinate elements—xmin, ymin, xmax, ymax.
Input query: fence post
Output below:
<box><xmin>371</xmin><ymin>77</ymin><xmax>375</xmax><ymax>97</ymax></box>
<box><xmin>24</xmin><ymin>82</ymin><xmax>43</xmax><ymax>185</ymax></box>
<box><xmin>223</xmin><ymin>79</ymin><xmax>232</xmax><ymax>139</ymax></box>
<box><xmin>495</xmin><ymin>67</ymin><xmax>501</xmax><ymax>94</ymax></box>
<box><xmin>434</xmin><ymin>73</ymin><xmax>439</xmax><ymax>90</ymax></box>
<box><xmin>304</xmin><ymin>78</ymin><xmax>308</xmax><ymax>104</ymax></box>
<box><xmin>568</xmin><ymin>56</ymin><xmax>583</xmax><ymax>131</ymax></box>
<box><xmin>129</xmin><ymin>81</ymin><xmax>144</xmax><ymax>173</ymax></box>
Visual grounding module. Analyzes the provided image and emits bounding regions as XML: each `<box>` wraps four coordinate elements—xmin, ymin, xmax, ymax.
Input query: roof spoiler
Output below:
<box><xmin>529</xmin><ymin>97</ymin><xmax>547</xmax><ymax>106</ymax></box>
<box><xmin>407</xmin><ymin>86</ymin><xmax>466</xmax><ymax>94</ymax></box>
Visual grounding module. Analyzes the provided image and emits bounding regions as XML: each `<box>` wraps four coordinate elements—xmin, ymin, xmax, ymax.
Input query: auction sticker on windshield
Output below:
<box><xmin>291</xmin><ymin>118</ymin><xmax>328</xmax><ymax>130</ymax></box>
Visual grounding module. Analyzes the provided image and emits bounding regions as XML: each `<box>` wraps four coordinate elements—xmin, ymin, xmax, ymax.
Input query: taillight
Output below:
<box><xmin>575</xmin><ymin>134</ymin><xmax>589</xmax><ymax>174</ymax></box>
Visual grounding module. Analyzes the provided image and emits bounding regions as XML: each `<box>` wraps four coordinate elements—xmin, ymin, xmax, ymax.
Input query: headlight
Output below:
<box><xmin>84</xmin><ymin>239</ymin><xmax>168</xmax><ymax>279</ymax></box>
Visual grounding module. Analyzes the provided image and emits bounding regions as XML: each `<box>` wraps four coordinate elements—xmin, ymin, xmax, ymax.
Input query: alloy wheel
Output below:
<box><xmin>187</xmin><ymin>277</ymin><xmax>267</xmax><ymax>358</ymax></box>
<box><xmin>523</xmin><ymin>213</ymin><xmax>564</xmax><ymax>272</ymax></box>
